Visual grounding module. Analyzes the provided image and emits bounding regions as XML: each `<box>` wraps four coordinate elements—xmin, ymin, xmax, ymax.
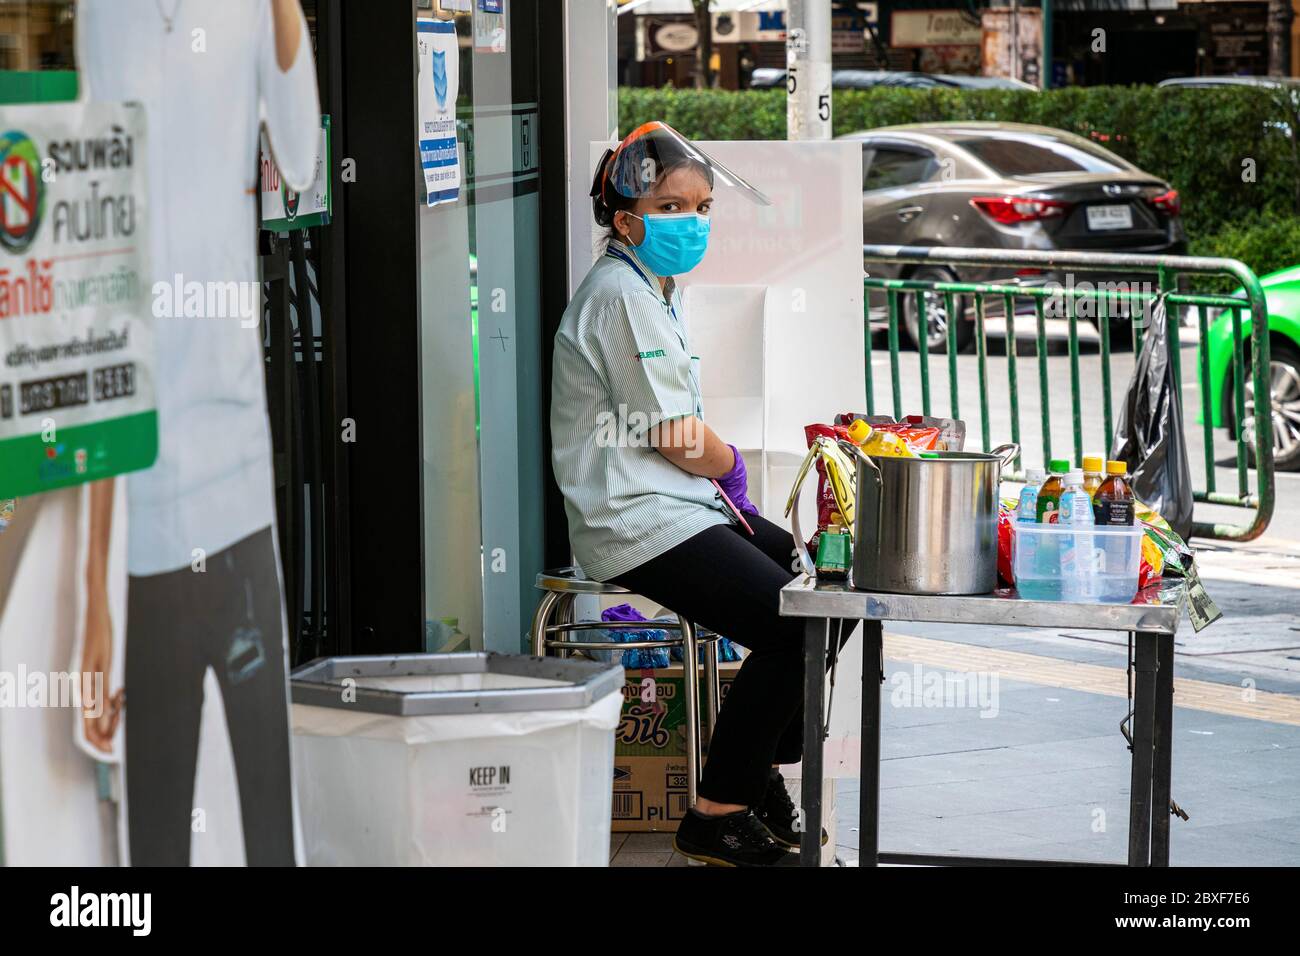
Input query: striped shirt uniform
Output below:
<box><xmin>550</xmin><ymin>238</ymin><xmax>732</xmax><ymax>581</ymax></box>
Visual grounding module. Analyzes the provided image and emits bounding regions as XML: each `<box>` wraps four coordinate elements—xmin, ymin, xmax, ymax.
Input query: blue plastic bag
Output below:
<box><xmin>598</xmin><ymin>603</ymin><xmax>671</xmax><ymax>669</ymax></box>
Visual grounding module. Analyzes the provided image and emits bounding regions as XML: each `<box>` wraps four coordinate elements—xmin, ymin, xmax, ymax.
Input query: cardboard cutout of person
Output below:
<box><xmin>75</xmin><ymin>0</ymin><xmax>321</xmax><ymax>865</ymax></box>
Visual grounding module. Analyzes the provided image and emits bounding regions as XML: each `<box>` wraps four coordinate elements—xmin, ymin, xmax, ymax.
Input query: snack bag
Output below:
<box><xmin>878</xmin><ymin>423</ymin><xmax>941</xmax><ymax>450</ymax></box>
<box><xmin>1138</xmin><ymin>552</ymin><xmax>1159</xmax><ymax>591</ymax></box>
<box><xmin>787</xmin><ymin>435</ymin><xmax>858</xmax><ymax>563</ymax></box>
<box><xmin>1137</xmin><ymin>525</ymin><xmax>1164</xmax><ymax>591</ymax></box>
<box><xmin>862</xmin><ymin>430</ymin><xmax>915</xmax><ymax>458</ymax></box>
<box><xmin>1140</xmin><ymin>534</ymin><xmax>1165</xmax><ymax>581</ymax></box>
<box><xmin>1141</xmin><ymin>517</ymin><xmax>1192</xmax><ymax>575</ymax></box>
<box><xmin>1133</xmin><ymin>498</ymin><xmax>1221</xmax><ymax>630</ymax></box>
<box><xmin>1136</xmin><ymin>500</ymin><xmax>1175</xmax><ymax>536</ymax></box>
<box><xmin>899</xmin><ymin>414</ymin><xmax>966</xmax><ymax>451</ymax></box>
<box><xmin>821</xmin><ymin>442</ymin><xmax>856</xmax><ymax>530</ymax></box>
<box><xmin>997</xmin><ymin>503</ymin><xmax>1016</xmax><ymax>587</ymax></box>
<box><xmin>842</xmin><ymin>413</ymin><xmax>946</xmax><ymax>455</ymax></box>
<box><xmin>846</xmin><ymin>419</ymin><xmax>915</xmax><ymax>458</ymax></box>
<box><xmin>804</xmin><ymin>423</ymin><xmax>854</xmax><ymax>530</ymax></box>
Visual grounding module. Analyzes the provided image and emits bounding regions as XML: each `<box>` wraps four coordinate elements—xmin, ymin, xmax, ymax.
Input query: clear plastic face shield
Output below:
<box><xmin>591</xmin><ymin>121</ymin><xmax>772</xmax><ymax>208</ymax></box>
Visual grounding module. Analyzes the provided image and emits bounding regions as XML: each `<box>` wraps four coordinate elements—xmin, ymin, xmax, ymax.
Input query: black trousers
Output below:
<box><xmin>124</xmin><ymin>527</ymin><xmax>296</xmax><ymax>865</ymax></box>
<box><xmin>610</xmin><ymin>513</ymin><xmax>855</xmax><ymax>807</ymax></box>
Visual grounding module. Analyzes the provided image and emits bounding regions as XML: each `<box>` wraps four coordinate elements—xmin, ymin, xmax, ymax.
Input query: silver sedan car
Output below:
<box><xmin>845</xmin><ymin>122</ymin><xmax>1187</xmax><ymax>351</ymax></box>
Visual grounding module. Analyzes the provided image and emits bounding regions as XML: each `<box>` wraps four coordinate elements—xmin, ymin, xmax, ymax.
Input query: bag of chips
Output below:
<box><xmin>834</xmin><ymin>412</ymin><xmax>945</xmax><ymax>451</ymax></box>
<box><xmin>997</xmin><ymin>504</ymin><xmax>1016</xmax><ymax>588</ymax></box>
<box><xmin>1135</xmin><ymin>499</ymin><xmax>1193</xmax><ymax>575</ymax></box>
<box><xmin>803</xmin><ymin>423</ymin><xmax>855</xmax><ymax>531</ymax></box>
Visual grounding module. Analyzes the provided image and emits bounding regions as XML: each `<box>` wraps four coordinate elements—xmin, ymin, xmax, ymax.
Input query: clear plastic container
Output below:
<box><xmin>1012</xmin><ymin>522</ymin><xmax>1145</xmax><ymax>603</ymax></box>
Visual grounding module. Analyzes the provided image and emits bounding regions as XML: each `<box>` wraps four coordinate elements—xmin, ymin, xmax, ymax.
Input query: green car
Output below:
<box><xmin>1203</xmin><ymin>264</ymin><xmax>1300</xmax><ymax>470</ymax></box>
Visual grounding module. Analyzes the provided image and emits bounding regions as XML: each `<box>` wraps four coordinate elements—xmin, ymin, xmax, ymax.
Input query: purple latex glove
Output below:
<box><xmin>601</xmin><ymin>603</ymin><xmax>649</xmax><ymax>624</ymax></box>
<box><xmin>717</xmin><ymin>444</ymin><xmax>759</xmax><ymax>516</ymax></box>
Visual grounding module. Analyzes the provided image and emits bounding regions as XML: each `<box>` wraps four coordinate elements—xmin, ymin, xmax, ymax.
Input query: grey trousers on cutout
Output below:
<box><xmin>124</xmin><ymin>527</ymin><xmax>295</xmax><ymax>866</ymax></box>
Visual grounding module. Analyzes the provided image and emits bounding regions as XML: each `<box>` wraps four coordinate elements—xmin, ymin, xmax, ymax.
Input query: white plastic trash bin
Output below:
<box><xmin>290</xmin><ymin>652</ymin><xmax>623</xmax><ymax>866</ymax></box>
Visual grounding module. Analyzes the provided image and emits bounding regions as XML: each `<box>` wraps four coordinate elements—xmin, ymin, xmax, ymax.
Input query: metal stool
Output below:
<box><xmin>530</xmin><ymin>567</ymin><xmax>722</xmax><ymax>807</ymax></box>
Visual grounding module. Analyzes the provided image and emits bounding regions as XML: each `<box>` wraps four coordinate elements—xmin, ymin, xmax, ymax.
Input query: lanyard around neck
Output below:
<box><xmin>605</xmin><ymin>245</ymin><xmax>677</xmax><ymax>320</ymax></box>
<box><xmin>606</xmin><ymin>244</ymin><xmax>701</xmax><ymax>413</ymax></box>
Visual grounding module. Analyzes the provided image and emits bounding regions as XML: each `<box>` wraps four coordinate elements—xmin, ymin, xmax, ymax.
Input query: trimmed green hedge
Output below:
<box><xmin>1188</xmin><ymin>217</ymin><xmax>1300</xmax><ymax>290</ymax></box>
<box><xmin>619</xmin><ymin>85</ymin><xmax>1300</xmax><ymax>240</ymax></box>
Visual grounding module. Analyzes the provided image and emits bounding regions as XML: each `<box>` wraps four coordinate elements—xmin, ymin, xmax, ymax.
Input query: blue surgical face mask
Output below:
<box><xmin>628</xmin><ymin>212</ymin><xmax>711</xmax><ymax>276</ymax></box>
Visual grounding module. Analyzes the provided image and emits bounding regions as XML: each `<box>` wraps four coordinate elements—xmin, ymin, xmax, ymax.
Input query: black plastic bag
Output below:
<box><xmin>1111</xmin><ymin>295</ymin><xmax>1194</xmax><ymax>540</ymax></box>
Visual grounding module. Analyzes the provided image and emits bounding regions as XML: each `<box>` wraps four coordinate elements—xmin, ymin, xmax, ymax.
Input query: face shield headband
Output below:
<box><xmin>591</xmin><ymin>121</ymin><xmax>771</xmax><ymax>207</ymax></box>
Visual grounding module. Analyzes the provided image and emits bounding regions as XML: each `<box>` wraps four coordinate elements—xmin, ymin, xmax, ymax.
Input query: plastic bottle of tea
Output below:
<box><xmin>1036</xmin><ymin>459</ymin><xmax>1069</xmax><ymax>523</ymax></box>
<box><xmin>1093</xmin><ymin>460</ymin><xmax>1135</xmax><ymax>526</ymax></box>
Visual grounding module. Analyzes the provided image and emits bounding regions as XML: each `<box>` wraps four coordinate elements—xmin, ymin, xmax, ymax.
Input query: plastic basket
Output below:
<box><xmin>1012</xmin><ymin>522</ymin><xmax>1145</xmax><ymax>604</ymax></box>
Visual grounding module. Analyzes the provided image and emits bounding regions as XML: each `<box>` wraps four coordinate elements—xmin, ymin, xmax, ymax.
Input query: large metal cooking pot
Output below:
<box><xmin>839</xmin><ymin>439</ymin><xmax>1019</xmax><ymax>595</ymax></box>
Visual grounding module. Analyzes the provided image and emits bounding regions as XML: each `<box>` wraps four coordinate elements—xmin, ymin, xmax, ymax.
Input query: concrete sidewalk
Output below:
<box><xmin>833</xmin><ymin>664</ymin><xmax>1300</xmax><ymax>866</ymax></box>
<box><xmin>830</xmin><ymin>535</ymin><xmax>1300</xmax><ymax>866</ymax></box>
<box><xmin>614</xmin><ymin>663</ymin><xmax>1300</xmax><ymax>867</ymax></box>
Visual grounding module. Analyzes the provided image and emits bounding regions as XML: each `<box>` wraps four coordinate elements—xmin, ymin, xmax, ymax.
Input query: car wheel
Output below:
<box><xmin>901</xmin><ymin>266</ymin><xmax>974</xmax><ymax>354</ymax></box>
<box><xmin>1230</xmin><ymin>340</ymin><xmax>1300</xmax><ymax>471</ymax></box>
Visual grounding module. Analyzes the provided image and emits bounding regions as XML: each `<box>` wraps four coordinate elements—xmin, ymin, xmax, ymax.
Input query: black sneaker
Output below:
<box><xmin>756</xmin><ymin>768</ymin><xmax>829</xmax><ymax>849</ymax></box>
<box><xmin>673</xmin><ymin>808</ymin><xmax>801</xmax><ymax>867</ymax></box>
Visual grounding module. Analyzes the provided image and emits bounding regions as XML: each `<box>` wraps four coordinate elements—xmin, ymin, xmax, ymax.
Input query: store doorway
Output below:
<box><xmin>268</xmin><ymin>0</ymin><xmax>566</xmax><ymax>661</ymax></box>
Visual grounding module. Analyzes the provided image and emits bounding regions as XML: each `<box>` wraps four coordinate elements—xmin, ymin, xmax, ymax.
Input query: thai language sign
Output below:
<box><xmin>0</xmin><ymin>102</ymin><xmax>155</xmax><ymax>497</ymax></box>
<box><xmin>260</xmin><ymin>115</ymin><xmax>331</xmax><ymax>231</ymax></box>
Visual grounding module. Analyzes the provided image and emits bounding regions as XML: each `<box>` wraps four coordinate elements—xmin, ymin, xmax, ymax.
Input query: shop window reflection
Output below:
<box><xmin>0</xmin><ymin>0</ymin><xmax>76</xmax><ymax>101</ymax></box>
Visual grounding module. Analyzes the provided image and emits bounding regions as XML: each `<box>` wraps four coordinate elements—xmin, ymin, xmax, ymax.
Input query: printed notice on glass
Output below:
<box><xmin>474</xmin><ymin>0</ymin><xmax>507</xmax><ymax>53</ymax></box>
<box><xmin>0</xmin><ymin>102</ymin><xmax>156</xmax><ymax>498</ymax></box>
<box><xmin>417</xmin><ymin>19</ymin><xmax>461</xmax><ymax>207</ymax></box>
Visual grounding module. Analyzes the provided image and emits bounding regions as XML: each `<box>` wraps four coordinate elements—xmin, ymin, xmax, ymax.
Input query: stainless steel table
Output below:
<box><xmin>779</xmin><ymin>575</ymin><xmax>1189</xmax><ymax>867</ymax></box>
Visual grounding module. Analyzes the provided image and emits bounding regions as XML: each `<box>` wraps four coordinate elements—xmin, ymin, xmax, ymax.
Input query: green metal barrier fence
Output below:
<box><xmin>862</xmin><ymin>244</ymin><xmax>1276</xmax><ymax>542</ymax></box>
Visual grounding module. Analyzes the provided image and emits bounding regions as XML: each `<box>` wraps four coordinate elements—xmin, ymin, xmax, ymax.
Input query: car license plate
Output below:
<box><xmin>1086</xmin><ymin>204</ymin><xmax>1133</xmax><ymax>231</ymax></box>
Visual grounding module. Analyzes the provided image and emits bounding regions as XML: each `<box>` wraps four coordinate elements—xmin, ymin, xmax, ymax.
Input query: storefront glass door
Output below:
<box><xmin>419</xmin><ymin>1</ymin><xmax>544</xmax><ymax>654</ymax></box>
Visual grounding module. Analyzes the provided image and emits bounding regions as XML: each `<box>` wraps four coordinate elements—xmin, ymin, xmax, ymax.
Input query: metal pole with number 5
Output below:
<box><xmin>786</xmin><ymin>0</ymin><xmax>832</xmax><ymax>141</ymax></box>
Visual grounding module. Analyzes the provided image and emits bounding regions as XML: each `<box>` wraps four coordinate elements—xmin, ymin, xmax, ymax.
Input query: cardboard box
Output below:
<box><xmin>611</xmin><ymin>661</ymin><xmax>738</xmax><ymax>833</ymax></box>
<box><xmin>611</xmin><ymin>661</ymin><xmax>840</xmax><ymax>864</ymax></box>
<box><xmin>611</xmin><ymin>755</ymin><xmax>690</xmax><ymax>832</ymax></box>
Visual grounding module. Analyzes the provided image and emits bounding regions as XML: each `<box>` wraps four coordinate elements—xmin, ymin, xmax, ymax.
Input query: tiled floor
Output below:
<box><xmin>609</xmin><ymin>832</ymin><xmax>694</xmax><ymax>867</ymax></box>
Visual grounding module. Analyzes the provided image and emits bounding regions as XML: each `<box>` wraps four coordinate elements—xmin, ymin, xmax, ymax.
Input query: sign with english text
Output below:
<box><xmin>891</xmin><ymin>9</ymin><xmax>983</xmax><ymax>47</ymax></box>
<box><xmin>0</xmin><ymin>102</ymin><xmax>155</xmax><ymax>498</ymax></box>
